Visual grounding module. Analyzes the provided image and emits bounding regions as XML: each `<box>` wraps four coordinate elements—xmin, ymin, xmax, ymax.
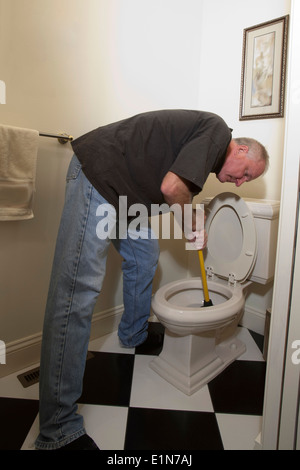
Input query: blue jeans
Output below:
<box><xmin>35</xmin><ymin>155</ymin><xmax>159</xmax><ymax>449</ymax></box>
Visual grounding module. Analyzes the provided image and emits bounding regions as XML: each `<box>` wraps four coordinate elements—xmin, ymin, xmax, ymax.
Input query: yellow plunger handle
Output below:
<box><xmin>198</xmin><ymin>250</ymin><xmax>210</xmax><ymax>303</ymax></box>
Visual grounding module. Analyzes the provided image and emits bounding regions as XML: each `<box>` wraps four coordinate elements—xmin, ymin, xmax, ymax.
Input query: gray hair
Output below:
<box><xmin>233</xmin><ymin>137</ymin><xmax>269</xmax><ymax>171</ymax></box>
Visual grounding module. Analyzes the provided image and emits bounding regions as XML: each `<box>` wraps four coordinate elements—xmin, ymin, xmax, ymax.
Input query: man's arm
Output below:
<box><xmin>160</xmin><ymin>171</ymin><xmax>193</xmax><ymax>208</ymax></box>
<box><xmin>160</xmin><ymin>172</ymin><xmax>206</xmax><ymax>249</ymax></box>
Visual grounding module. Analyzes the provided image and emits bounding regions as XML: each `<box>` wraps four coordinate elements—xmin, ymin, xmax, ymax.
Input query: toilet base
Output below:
<box><xmin>150</xmin><ymin>330</ymin><xmax>246</xmax><ymax>396</ymax></box>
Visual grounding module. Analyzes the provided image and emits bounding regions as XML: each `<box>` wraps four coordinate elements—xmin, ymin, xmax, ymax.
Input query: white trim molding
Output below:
<box><xmin>0</xmin><ymin>305</ymin><xmax>124</xmax><ymax>378</ymax></box>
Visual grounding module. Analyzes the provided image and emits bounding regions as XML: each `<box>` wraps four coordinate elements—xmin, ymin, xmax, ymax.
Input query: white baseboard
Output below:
<box><xmin>0</xmin><ymin>303</ymin><xmax>267</xmax><ymax>378</ymax></box>
<box><xmin>0</xmin><ymin>305</ymin><xmax>124</xmax><ymax>378</ymax></box>
<box><xmin>240</xmin><ymin>304</ymin><xmax>266</xmax><ymax>335</ymax></box>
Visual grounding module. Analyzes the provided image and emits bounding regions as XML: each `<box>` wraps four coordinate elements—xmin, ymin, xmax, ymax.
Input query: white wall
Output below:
<box><xmin>188</xmin><ymin>0</ymin><xmax>291</xmax><ymax>333</ymax></box>
<box><xmin>0</xmin><ymin>0</ymin><xmax>203</xmax><ymax>351</ymax></box>
<box><xmin>197</xmin><ymin>0</ymin><xmax>290</xmax><ymax>202</ymax></box>
<box><xmin>0</xmin><ymin>0</ymin><xmax>291</xmax><ymax>367</ymax></box>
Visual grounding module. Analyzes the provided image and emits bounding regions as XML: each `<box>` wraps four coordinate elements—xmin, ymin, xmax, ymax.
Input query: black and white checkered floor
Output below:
<box><xmin>0</xmin><ymin>322</ymin><xmax>266</xmax><ymax>451</ymax></box>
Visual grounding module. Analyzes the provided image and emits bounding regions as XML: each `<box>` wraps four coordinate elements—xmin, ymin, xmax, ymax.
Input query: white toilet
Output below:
<box><xmin>150</xmin><ymin>192</ymin><xmax>279</xmax><ymax>395</ymax></box>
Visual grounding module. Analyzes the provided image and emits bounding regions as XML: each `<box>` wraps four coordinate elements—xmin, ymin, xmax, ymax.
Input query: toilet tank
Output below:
<box><xmin>244</xmin><ymin>198</ymin><xmax>280</xmax><ymax>285</ymax></box>
<box><xmin>201</xmin><ymin>197</ymin><xmax>280</xmax><ymax>285</ymax></box>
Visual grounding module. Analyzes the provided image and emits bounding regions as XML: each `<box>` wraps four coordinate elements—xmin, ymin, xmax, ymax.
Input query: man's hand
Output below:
<box><xmin>185</xmin><ymin>229</ymin><xmax>208</xmax><ymax>251</ymax></box>
<box><xmin>161</xmin><ymin>172</ymin><xmax>208</xmax><ymax>250</ymax></box>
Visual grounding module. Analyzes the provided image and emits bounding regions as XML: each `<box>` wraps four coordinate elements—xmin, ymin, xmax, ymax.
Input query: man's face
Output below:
<box><xmin>216</xmin><ymin>144</ymin><xmax>266</xmax><ymax>187</ymax></box>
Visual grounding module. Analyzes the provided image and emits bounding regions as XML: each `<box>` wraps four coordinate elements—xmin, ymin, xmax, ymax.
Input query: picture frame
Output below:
<box><xmin>239</xmin><ymin>15</ymin><xmax>289</xmax><ymax>120</ymax></box>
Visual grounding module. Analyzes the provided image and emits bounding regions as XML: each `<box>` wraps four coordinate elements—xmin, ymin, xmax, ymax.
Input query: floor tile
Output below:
<box><xmin>208</xmin><ymin>360</ymin><xmax>266</xmax><ymax>415</ymax></box>
<box><xmin>235</xmin><ymin>327</ymin><xmax>265</xmax><ymax>362</ymax></box>
<box><xmin>216</xmin><ymin>413</ymin><xmax>263</xmax><ymax>450</ymax></box>
<box><xmin>130</xmin><ymin>354</ymin><xmax>214</xmax><ymax>412</ymax></box>
<box><xmin>249</xmin><ymin>330</ymin><xmax>264</xmax><ymax>353</ymax></box>
<box><xmin>78</xmin><ymin>404</ymin><xmax>128</xmax><ymax>450</ymax></box>
<box><xmin>125</xmin><ymin>407</ymin><xmax>223</xmax><ymax>450</ymax></box>
<box><xmin>89</xmin><ymin>330</ymin><xmax>135</xmax><ymax>355</ymax></box>
<box><xmin>21</xmin><ymin>414</ymin><xmax>39</xmax><ymax>450</ymax></box>
<box><xmin>79</xmin><ymin>351</ymin><xmax>134</xmax><ymax>407</ymax></box>
<box><xmin>0</xmin><ymin>325</ymin><xmax>266</xmax><ymax>451</ymax></box>
<box><xmin>0</xmin><ymin>397</ymin><xmax>39</xmax><ymax>450</ymax></box>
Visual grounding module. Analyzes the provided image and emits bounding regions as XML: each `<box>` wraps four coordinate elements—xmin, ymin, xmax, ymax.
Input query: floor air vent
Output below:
<box><xmin>18</xmin><ymin>366</ymin><xmax>40</xmax><ymax>388</ymax></box>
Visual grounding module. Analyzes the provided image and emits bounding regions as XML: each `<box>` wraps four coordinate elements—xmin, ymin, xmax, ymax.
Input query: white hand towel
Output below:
<box><xmin>0</xmin><ymin>124</ymin><xmax>39</xmax><ymax>221</ymax></box>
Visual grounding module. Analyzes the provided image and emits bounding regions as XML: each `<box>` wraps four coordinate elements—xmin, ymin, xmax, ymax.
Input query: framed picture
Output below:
<box><xmin>239</xmin><ymin>15</ymin><xmax>289</xmax><ymax>120</ymax></box>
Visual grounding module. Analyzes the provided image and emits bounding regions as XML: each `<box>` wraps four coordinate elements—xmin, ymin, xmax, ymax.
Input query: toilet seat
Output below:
<box><xmin>204</xmin><ymin>192</ymin><xmax>257</xmax><ymax>283</ymax></box>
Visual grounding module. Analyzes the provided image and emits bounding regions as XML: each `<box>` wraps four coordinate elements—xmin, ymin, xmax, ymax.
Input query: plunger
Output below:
<box><xmin>198</xmin><ymin>250</ymin><xmax>213</xmax><ymax>307</ymax></box>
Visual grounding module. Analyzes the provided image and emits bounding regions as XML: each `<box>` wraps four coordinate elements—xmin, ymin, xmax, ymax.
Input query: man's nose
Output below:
<box><xmin>235</xmin><ymin>177</ymin><xmax>247</xmax><ymax>187</ymax></box>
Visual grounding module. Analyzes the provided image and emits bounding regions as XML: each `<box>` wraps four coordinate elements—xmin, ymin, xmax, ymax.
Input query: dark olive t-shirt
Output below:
<box><xmin>71</xmin><ymin>110</ymin><xmax>232</xmax><ymax>212</ymax></box>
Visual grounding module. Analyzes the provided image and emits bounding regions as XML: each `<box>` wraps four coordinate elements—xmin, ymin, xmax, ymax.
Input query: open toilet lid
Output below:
<box><xmin>204</xmin><ymin>192</ymin><xmax>257</xmax><ymax>283</ymax></box>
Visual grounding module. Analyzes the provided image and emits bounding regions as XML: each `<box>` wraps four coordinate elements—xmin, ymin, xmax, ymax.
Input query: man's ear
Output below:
<box><xmin>238</xmin><ymin>145</ymin><xmax>249</xmax><ymax>154</ymax></box>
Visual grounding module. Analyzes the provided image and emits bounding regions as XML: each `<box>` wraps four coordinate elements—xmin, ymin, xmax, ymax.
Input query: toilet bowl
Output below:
<box><xmin>150</xmin><ymin>192</ymin><xmax>279</xmax><ymax>395</ymax></box>
<box><xmin>151</xmin><ymin>277</ymin><xmax>247</xmax><ymax>395</ymax></box>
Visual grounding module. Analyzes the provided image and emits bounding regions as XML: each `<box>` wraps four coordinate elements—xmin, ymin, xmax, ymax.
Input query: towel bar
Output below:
<box><xmin>39</xmin><ymin>132</ymin><xmax>73</xmax><ymax>145</ymax></box>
